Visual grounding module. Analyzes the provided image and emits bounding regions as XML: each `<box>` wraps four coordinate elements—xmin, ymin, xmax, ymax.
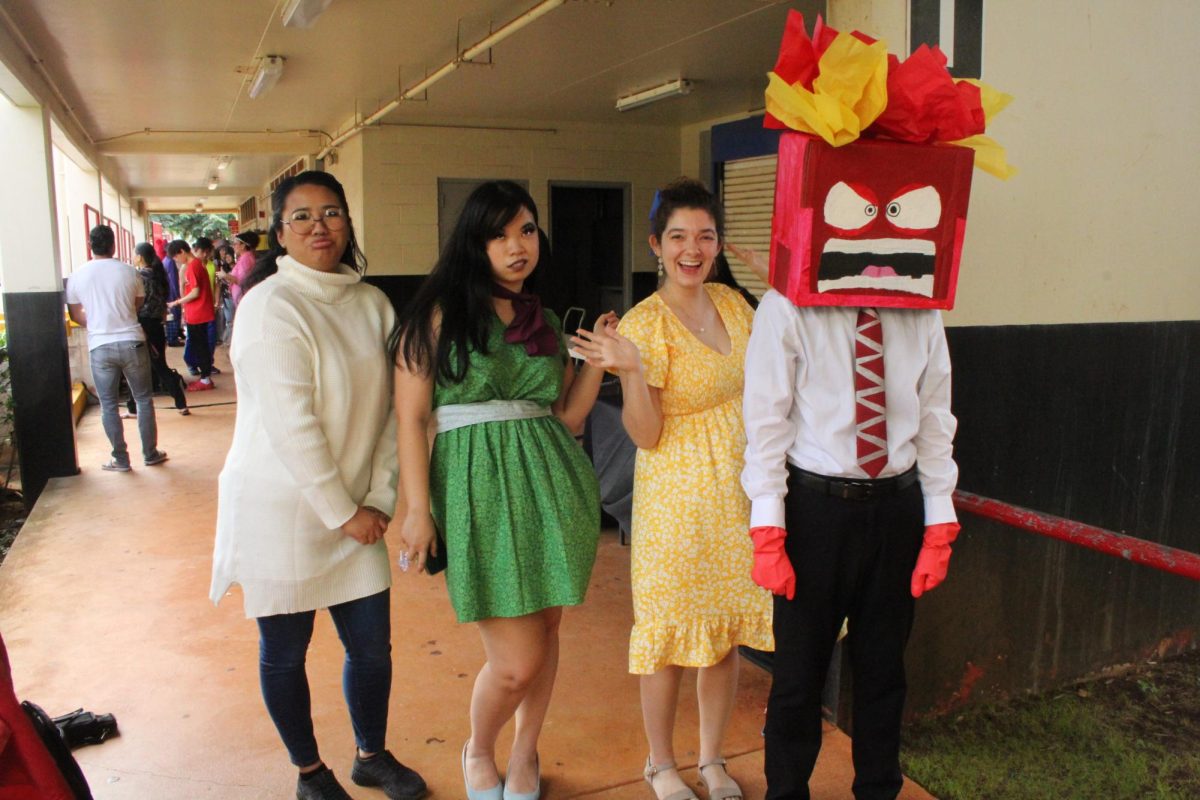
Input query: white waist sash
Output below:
<box><xmin>434</xmin><ymin>399</ymin><xmax>552</xmax><ymax>434</ymax></box>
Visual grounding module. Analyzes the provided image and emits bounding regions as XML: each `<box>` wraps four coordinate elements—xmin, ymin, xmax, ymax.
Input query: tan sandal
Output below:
<box><xmin>643</xmin><ymin>757</ymin><xmax>698</xmax><ymax>800</ymax></box>
<box><xmin>699</xmin><ymin>758</ymin><xmax>743</xmax><ymax>800</ymax></box>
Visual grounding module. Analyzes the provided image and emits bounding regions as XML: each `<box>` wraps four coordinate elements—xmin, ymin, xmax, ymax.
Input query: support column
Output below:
<box><xmin>0</xmin><ymin>98</ymin><xmax>79</xmax><ymax>505</ymax></box>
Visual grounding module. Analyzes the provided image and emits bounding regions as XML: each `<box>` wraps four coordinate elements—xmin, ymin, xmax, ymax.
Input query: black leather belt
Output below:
<box><xmin>789</xmin><ymin>465</ymin><xmax>919</xmax><ymax>501</ymax></box>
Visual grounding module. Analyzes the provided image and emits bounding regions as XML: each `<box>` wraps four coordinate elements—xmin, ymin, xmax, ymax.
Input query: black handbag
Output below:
<box><xmin>425</xmin><ymin>530</ymin><xmax>447</xmax><ymax>575</ymax></box>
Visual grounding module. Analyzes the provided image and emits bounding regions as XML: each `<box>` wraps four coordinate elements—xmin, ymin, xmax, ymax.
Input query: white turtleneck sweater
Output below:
<box><xmin>210</xmin><ymin>255</ymin><xmax>398</xmax><ymax>618</ymax></box>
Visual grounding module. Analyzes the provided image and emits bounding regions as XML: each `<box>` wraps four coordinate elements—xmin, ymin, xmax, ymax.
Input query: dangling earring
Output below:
<box><xmin>656</xmin><ymin>256</ymin><xmax>664</xmax><ymax>278</ymax></box>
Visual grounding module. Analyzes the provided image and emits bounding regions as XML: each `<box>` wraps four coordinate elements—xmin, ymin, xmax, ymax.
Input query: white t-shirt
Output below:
<box><xmin>65</xmin><ymin>258</ymin><xmax>146</xmax><ymax>350</ymax></box>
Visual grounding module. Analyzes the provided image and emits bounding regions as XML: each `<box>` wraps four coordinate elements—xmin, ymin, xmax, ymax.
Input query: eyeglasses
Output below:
<box><xmin>284</xmin><ymin>207</ymin><xmax>347</xmax><ymax>235</ymax></box>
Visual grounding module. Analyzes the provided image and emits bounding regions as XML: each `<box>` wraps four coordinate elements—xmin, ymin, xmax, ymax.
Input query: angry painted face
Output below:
<box><xmin>769</xmin><ymin>132</ymin><xmax>974</xmax><ymax>309</ymax></box>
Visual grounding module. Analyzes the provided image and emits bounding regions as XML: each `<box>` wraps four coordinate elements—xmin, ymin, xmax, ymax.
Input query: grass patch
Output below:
<box><xmin>901</xmin><ymin>650</ymin><xmax>1200</xmax><ymax>799</ymax></box>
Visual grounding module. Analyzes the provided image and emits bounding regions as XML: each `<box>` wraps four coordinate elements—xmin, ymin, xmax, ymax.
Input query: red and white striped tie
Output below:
<box><xmin>854</xmin><ymin>308</ymin><xmax>888</xmax><ymax>477</ymax></box>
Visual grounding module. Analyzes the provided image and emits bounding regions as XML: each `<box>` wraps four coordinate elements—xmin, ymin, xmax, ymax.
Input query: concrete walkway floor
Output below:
<box><xmin>0</xmin><ymin>344</ymin><xmax>934</xmax><ymax>799</ymax></box>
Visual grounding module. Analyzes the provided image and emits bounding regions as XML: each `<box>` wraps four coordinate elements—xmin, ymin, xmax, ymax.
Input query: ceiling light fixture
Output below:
<box><xmin>216</xmin><ymin>156</ymin><xmax>230</xmax><ymax>171</ymax></box>
<box><xmin>195</xmin><ymin>202</ymin><xmax>204</xmax><ymax>212</ymax></box>
<box><xmin>281</xmin><ymin>0</ymin><xmax>333</xmax><ymax>28</ymax></box>
<box><xmin>615</xmin><ymin>78</ymin><xmax>693</xmax><ymax>112</ymax></box>
<box><xmin>207</xmin><ymin>176</ymin><xmax>219</xmax><ymax>191</ymax></box>
<box><xmin>248</xmin><ymin>56</ymin><xmax>285</xmax><ymax>99</ymax></box>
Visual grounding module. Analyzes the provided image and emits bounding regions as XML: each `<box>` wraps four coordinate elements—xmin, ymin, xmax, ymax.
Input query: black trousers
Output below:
<box><xmin>764</xmin><ymin>465</ymin><xmax>925</xmax><ymax>800</ymax></box>
<box><xmin>127</xmin><ymin>319</ymin><xmax>187</xmax><ymax>411</ymax></box>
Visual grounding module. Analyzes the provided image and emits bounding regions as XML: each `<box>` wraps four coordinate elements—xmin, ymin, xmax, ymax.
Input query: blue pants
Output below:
<box><xmin>183</xmin><ymin>322</ymin><xmax>213</xmax><ymax>378</ymax></box>
<box><xmin>256</xmin><ymin>589</ymin><xmax>392</xmax><ymax>767</ymax></box>
<box><xmin>165</xmin><ymin>307</ymin><xmax>183</xmax><ymax>344</ymax></box>
<box><xmin>90</xmin><ymin>340</ymin><xmax>157</xmax><ymax>465</ymax></box>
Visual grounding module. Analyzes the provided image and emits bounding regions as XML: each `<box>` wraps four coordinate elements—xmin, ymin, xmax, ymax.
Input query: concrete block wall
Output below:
<box><xmin>345</xmin><ymin>121</ymin><xmax>682</xmax><ymax>277</ymax></box>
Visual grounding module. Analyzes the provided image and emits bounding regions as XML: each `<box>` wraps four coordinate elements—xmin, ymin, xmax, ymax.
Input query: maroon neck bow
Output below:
<box><xmin>491</xmin><ymin>283</ymin><xmax>559</xmax><ymax>357</ymax></box>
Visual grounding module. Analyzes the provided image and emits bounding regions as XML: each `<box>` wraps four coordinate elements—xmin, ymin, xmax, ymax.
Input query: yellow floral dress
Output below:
<box><xmin>619</xmin><ymin>283</ymin><xmax>774</xmax><ymax>674</ymax></box>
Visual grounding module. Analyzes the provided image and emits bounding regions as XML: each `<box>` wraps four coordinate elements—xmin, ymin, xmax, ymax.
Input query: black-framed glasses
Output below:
<box><xmin>284</xmin><ymin>207</ymin><xmax>347</xmax><ymax>235</ymax></box>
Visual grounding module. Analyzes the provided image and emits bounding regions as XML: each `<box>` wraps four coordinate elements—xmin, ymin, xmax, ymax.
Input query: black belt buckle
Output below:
<box><xmin>829</xmin><ymin>479</ymin><xmax>875</xmax><ymax>500</ymax></box>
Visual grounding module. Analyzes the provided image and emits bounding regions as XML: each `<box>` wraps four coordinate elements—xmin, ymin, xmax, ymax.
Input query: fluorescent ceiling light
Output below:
<box><xmin>248</xmin><ymin>56</ymin><xmax>285</xmax><ymax>99</ymax></box>
<box><xmin>281</xmin><ymin>0</ymin><xmax>333</xmax><ymax>28</ymax></box>
<box><xmin>615</xmin><ymin>78</ymin><xmax>693</xmax><ymax>112</ymax></box>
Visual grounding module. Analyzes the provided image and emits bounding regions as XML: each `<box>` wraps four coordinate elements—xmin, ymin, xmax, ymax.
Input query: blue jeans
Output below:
<box><xmin>219</xmin><ymin>296</ymin><xmax>235</xmax><ymax>344</ymax></box>
<box><xmin>90</xmin><ymin>340</ymin><xmax>157</xmax><ymax>465</ymax></box>
<box><xmin>256</xmin><ymin>589</ymin><xmax>392</xmax><ymax>767</ymax></box>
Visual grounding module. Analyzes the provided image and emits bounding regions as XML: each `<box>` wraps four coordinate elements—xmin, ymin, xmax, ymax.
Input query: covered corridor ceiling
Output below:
<box><xmin>1</xmin><ymin>0</ymin><xmax>821</xmax><ymax>211</ymax></box>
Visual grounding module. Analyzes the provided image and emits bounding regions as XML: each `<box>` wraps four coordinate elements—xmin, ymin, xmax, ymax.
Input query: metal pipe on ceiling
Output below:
<box><xmin>317</xmin><ymin>0</ymin><xmax>566</xmax><ymax>160</ymax></box>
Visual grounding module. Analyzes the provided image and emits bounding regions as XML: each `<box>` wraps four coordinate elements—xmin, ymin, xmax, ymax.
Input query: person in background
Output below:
<box><xmin>226</xmin><ymin>230</ymin><xmax>260</xmax><ymax>307</ymax></box>
<box><xmin>163</xmin><ymin>239</ymin><xmax>186</xmax><ymax>346</ymax></box>
<box><xmin>392</xmin><ymin>181</ymin><xmax>609</xmax><ymax>800</ymax></box>
<box><xmin>571</xmin><ymin>178</ymin><xmax>772</xmax><ymax>800</ymax></box>
<box><xmin>126</xmin><ymin>242</ymin><xmax>189</xmax><ymax>416</ymax></box>
<box><xmin>167</xmin><ymin>238</ymin><xmax>215</xmax><ymax>391</ymax></box>
<box><xmin>214</xmin><ymin>243</ymin><xmax>236</xmax><ymax>344</ymax></box>
<box><xmin>197</xmin><ymin>237</ymin><xmax>222</xmax><ymax>369</ymax></box>
<box><xmin>211</xmin><ymin>170</ymin><xmax>428</xmax><ymax>800</ymax></box>
<box><xmin>65</xmin><ymin>225</ymin><xmax>168</xmax><ymax>471</ymax></box>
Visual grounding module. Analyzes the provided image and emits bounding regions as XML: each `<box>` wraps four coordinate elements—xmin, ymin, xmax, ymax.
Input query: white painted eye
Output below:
<box><xmin>885</xmin><ymin>185</ymin><xmax>941</xmax><ymax>230</ymax></box>
<box><xmin>823</xmin><ymin>182</ymin><xmax>877</xmax><ymax>232</ymax></box>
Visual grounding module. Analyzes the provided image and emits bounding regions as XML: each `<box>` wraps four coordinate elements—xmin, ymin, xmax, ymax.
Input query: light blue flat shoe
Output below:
<box><xmin>503</xmin><ymin>754</ymin><xmax>540</xmax><ymax>800</ymax></box>
<box><xmin>462</xmin><ymin>741</ymin><xmax>504</xmax><ymax>800</ymax></box>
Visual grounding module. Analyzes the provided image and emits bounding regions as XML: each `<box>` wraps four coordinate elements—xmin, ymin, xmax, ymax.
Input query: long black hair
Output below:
<box><xmin>388</xmin><ymin>180</ymin><xmax>540</xmax><ymax>384</ymax></box>
<box><xmin>134</xmin><ymin>241</ymin><xmax>168</xmax><ymax>295</ymax></box>
<box><xmin>242</xmin><ymin>170</ymin><xmax>367</xmax><ymax>294</ymax></box>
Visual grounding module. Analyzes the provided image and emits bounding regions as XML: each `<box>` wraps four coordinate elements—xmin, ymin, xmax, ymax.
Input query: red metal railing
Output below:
<box><xmin>953</xmin><ymin>490</ymin><xmax>1200</xmax><ymax>582</ymax></box>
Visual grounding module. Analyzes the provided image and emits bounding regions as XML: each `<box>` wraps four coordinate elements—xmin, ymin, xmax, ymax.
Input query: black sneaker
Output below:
<box><xmin>350</xmin><ymin>750</ymin><xmax>428</xmax><ymax>799</ymax></box>
<box><xmin>296</xmin><ymin>766</ymin><xmax>353</xmax><ymax>800</ymax></box>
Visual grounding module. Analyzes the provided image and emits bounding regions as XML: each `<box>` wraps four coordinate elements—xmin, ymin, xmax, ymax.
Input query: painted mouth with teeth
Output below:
<box><xmin>818</xmin><ymin>237</ymin><xmax>935</xmax><ymax>297</ymax></box>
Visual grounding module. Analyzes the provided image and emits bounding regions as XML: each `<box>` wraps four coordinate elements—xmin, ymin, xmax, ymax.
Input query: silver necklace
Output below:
<box><xmin>665</xmin><ymin>293</ymin><xmax>716</xmax><ymax>333</ymax></box>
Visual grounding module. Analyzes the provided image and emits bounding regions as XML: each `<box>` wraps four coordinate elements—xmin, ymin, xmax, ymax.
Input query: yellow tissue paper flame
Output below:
<box><xmin>764</xmin><ymin>32</ymin><xmax>889</xmax><ymax>147</ymax></box>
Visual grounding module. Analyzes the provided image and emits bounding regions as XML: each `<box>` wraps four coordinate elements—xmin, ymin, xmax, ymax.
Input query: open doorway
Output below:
<box><xmin>545</xmin><ymin>183</ymin><xmax>629</xmax><ymax>324</ymax></box>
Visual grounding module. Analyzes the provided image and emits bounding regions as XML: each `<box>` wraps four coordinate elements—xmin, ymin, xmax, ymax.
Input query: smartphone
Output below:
<box><xmin>562</xmin><ymin>307</ymin><xmax>585</xmax><ymax>360</ymax></box>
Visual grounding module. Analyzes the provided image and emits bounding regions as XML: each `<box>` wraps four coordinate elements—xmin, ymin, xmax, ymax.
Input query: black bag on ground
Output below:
<box><xmin>52</xmin><ymin>707</ymin><xmax>119</xmax><ymax>747</ymax></box>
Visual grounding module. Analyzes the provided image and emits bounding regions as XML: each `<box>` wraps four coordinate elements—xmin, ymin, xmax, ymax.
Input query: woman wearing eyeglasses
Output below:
<box><xmin>210</xmin><ymin>171</ymin><xmax>429</xmax><ymax>800</ymax></box>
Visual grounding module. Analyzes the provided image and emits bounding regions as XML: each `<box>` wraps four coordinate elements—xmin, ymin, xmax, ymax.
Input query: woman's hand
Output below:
<box><xmin>591</xmin><ymin>310</ymin><xmax>619</xmax><ymax>335</ymax></box>
<box><xmin>726</xmin><ymin>242</ymin><xmax>770</xmax><ymax>284</ymax></box>
<box><xmin>570</xmin><ymin>324</ymin><xmax>641</xmax><ymax>375</ymax></box>
<box><xmin>341</xmin><ymin>506</ymin><xmax>388</xmax><ymax>545</ymax></box>
<box><xmin>400</xmin><ymin>509</ymin><xmax>439</xmax><ymax>574</ymax></box>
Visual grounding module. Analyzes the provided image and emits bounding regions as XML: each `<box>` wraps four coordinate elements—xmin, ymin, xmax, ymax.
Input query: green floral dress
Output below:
<box><xmin>430</xmin><ymin>311</ymin><xmax>601</xmax><ymax>623</ymax></box>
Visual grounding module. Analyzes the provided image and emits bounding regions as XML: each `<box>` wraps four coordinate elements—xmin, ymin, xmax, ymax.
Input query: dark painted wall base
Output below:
<box><xmin>3</xmin><ymin>291</ymin><xmax>78</xmax><ymax>505</ymax></box>
<box><xmin>363</xmin><ymin>275</ymin><xmax>426</xmax><ymax>315</ymax></box>
<box><xmin>900</xmin><ymin>320</ymin><xmax>1200</xmax><ymax>718</ymax></box>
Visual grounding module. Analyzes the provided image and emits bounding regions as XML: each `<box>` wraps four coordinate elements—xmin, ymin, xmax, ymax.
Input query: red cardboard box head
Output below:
<box><xmin>769</xmin><ymin>132</ymin><xmax>974</xmax><ymax>310</ymax></box>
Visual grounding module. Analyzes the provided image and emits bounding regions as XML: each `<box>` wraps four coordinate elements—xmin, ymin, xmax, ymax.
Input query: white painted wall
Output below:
<box><xmin>53</xmin><ymin>142</ymin><xmax>103</xmax><ymax>276</ymax></box>
<box><xmin>325</xmin><ymin>134</ymin><xmax>366</xmax><ymax>255</ymax></box>
<box><xmin>0</xmin><ymin>102</ymin><xmax>59</xmax><ymax>293</ymax></box>
<box><xmin>829</xmin><ymin>0</ymin><xmax>1200</xmax><ymax>325</ymax></box>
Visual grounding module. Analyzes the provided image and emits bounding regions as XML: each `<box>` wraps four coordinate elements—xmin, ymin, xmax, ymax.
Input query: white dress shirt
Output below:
<box><xmin>741</xmin><ymin>290</ymin><xmax>958</xmax><ymax>529</ymax></box>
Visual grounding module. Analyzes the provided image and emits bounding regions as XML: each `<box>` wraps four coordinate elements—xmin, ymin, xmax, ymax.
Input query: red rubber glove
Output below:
<box><xmin>749</xmin><ymin>526</ymin><xmax>796</xmax><ymax>601</ymax></box>
<box><xmin>911</xmin><ymin>522</ymin><xmax>961</xmax><ymax>598</ymax></box>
